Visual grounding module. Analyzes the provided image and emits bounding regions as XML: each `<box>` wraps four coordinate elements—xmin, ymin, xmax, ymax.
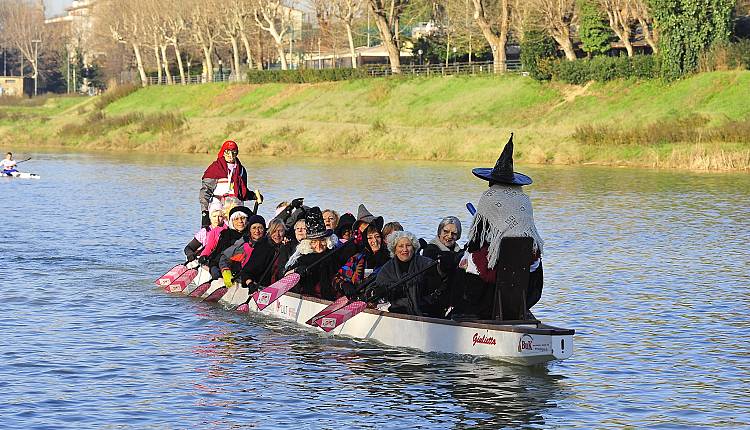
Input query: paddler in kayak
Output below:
<box><xmin>199</xmin><ymin>140</ymin><xmax>261</xmax><ymax>228</ymax></box>
<box><xmin>458</xmin><ymin>133</ymin><xmax>544</xmax><ymax>319</ymax></box>
<box><xmin>2</xmin><ymin>152</ymin><xmax>18</xmax><ymax>175</ymax></box>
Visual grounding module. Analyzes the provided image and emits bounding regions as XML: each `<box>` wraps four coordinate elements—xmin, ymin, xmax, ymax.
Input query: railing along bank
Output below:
<box><xmin>141</xmin><ymin>60</ymin><xmax>523</xmax><ymax>86</ymax></box>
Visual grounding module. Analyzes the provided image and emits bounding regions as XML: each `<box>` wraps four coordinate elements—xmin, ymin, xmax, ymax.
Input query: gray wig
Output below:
<box><xmin>386</xmin><ymin>231</ymin><xmax>421</xmax><ymax>257</ymax></box>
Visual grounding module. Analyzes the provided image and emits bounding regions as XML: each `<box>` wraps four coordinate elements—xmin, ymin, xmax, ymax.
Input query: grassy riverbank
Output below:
<box><xmin>2</xmin><ymin>71</ymin><xmax>749</xmax><ymax>170</ymax></box>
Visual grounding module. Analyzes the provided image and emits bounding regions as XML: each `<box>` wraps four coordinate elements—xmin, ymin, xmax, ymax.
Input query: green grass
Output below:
<box><xmin>2</xmin><ymin>71</ymin><xmax>749</xmax><ymax>170</ymax></box>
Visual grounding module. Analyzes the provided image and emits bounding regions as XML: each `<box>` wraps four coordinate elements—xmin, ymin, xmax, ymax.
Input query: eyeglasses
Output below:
<box><xmin>224</xmin><ymin>150</ymin><xmax>238</xmax><ymax>155</ymax></box>
<box><xmin>441</xmin><ymin>229</ymin><xmax>458</xmax><ymax>237</ymax></box>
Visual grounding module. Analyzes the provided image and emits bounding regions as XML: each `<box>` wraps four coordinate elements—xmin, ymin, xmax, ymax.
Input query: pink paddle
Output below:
<box><xmin>165</xmin><ymin>268</ymin><xmax>197</xmax><ymax>293</ymax></box>
<box><xmin>189</xmin><ymin>280</ymin><xmax>213</xmax><ymax>297</ymax></box>
<box><xmin>305</xmin><ymin>295</ymin><xmax>350</xmax><ymax>326</ymax></box>
<box><xmin>311</xmin><ymin>301</ymin><xmax>368</xmax><ymax>333</ymax></box>
<box><xmin>203</xmin><ymin>286</ymin><xmax>228</xmax><ymax>302</ymax></box>
<box><xmin>155</xmin><ymin>264</ymin><xmax>186</xmax><ymax>288</ymax></box>
<box><xmin>253</xmin><ymin>273</ymin><xmax>301</xmax><ymax>312</ymax></box>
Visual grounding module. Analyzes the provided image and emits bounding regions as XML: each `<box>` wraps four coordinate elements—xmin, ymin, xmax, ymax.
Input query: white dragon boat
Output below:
<box><xmin>214</xmin><ymin>283</ymin><xmax>574</xmax><ymax>366</ymax></box>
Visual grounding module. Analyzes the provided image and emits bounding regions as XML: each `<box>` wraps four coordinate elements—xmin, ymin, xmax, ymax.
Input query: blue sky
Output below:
<box><xmin>45</xmin><ymin>0</ymin><xmax>71</xmax><ymax>17</ymax></box>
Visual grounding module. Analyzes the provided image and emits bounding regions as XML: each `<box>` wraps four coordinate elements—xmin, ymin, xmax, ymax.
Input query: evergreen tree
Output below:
<box><xmin>578</xmin><ymin>0</ymin><xmax>612</xmax><ymax>57</ymax></box>
<box><xmin>651</xmin><ymin>0</ymin><xmax>736</xmax><ymax>80</ymax></box>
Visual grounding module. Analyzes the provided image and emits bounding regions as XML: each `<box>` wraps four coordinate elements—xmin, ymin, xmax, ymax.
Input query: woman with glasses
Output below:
<box><xmin>199</xmin><ymin>140</ymin><xmax>260</xmax><ymax>228</ymax></box>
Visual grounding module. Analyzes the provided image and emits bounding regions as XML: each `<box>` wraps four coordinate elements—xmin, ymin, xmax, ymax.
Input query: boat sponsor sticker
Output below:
<box><xmin>320</xmin><ymin>317</ymin><xmax>337</xmax><ymax>329</ymax></box>
<box><xmin>517</xmin><ymin>334</ymin><xmax>551</xmax><ymax>353</ymax></box>
<box><xmin>159</xmin><ymin>279</ymin><xmax>171</xmax><ymax>286</ymax></box>
<box><xmin>472</xmin><ymin>333</ymin><xmax>497</xmax><ymax>347</ymax></box>
<box><xmin>257</xmin><ymin>292</ymin><xmax>272</xmax><ymax>306</ymax></box>
<box><xmin>169</xmin><ymin>283</ymin><xmax>183</xmax><ymax>293</ymax></box>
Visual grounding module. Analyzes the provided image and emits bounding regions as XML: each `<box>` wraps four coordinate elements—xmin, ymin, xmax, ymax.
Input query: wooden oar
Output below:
<box><xmin>311</xmin><ymin>260</ymin><xmax>439</xmax><ymax>333</ymax></box>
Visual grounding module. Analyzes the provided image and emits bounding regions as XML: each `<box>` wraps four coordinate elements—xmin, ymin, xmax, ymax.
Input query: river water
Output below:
<box><xmin>2</xmin><ymin>151</ymin><xmax>749</xmax><ymax>429</ymax></box>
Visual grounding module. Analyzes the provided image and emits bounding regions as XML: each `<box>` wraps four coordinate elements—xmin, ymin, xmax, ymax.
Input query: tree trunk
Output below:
<box><xmin>202</xmin><ymin>45</ymin><xmax>214</xmax><ymax>82</ymax></box>
<box><xmin>472</xmin><ymin>0</ymin><xmax>509</xmax><ymax>73</ymax></box>
<box><xmin>639</xmin><ymin>18</ymin><xmax>658</xmax><ymax>53</ymax></box>
<box><xmin>240</xmin><ymin>31</ymin><xmax>254</xmax><ymax>70</ymax></box>
<box><xmin>275</xmin><ymin>41</ymin><xmax>288</xmax><ymax>70</ymax></box>
<box><xmin>160</xmin><ymin>44</ymin><xmax>173</xmax><ymax>84</ymax></box>
<box><xmin>230</xmin><ymin>35</ymin><xmax>241</xmax><ymax>81</ymax></box>
<box><xmin>256</xmin><ymin>36</ymin><xmax>264</xmax><ymax>70</ymax></box>
<box><xmin>132</xmin><ymin>43</ymin><xmax>148</xmax><ymax>86</ymax></box>
<box><xmin>154</xmin><ymin>44</ymin><xmax>163</xmax><ymax>84</ymax></box>
<box><xmin>551</xmin><ymin>26</ymin><xmax>577</xmax><ymax>61</ymax></box>
<box><xmin>371</xmin><ymin>8</ymin><xmax>401</xmax><ymax>73</ymax></box>
<box><xmin>173</xmin><ymin>42</ymin><xmax>186</xmax><ymax>84</ymax></box>
<box><xmin>345</xmin><ymin>22</ymin><xmax>357</xmax><ymax>68</ymax></box>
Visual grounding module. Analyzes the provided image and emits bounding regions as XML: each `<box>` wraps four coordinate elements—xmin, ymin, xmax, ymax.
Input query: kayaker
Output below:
<box><xmin>2</xmin><ymin>152</ymin><xmax>18</xmax><ymax>175</ymax></box>
<box><xmin>372</xmin><ymin>231</ymin><xmax>448</xmax><ymax>318</ymax></box>
<box><xmin>199</xmin><ymin>140</ymin><xmax>261</xmax><ymax>228</ymax></box>
<box><xmin>458</xmin><ymin>133</ymin><xmax>544</xmax><ymax>319</ymax></box>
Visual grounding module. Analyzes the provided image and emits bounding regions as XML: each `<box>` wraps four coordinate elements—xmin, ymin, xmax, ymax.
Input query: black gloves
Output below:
<box><xmin>291</xmin><ymin>197</ymin><xmax>304</xmax><ymax>209</ymax></box>
<box><xmin>198</xmin><ymin>255</ymin><xmax>208</xmax><ymax>266</ymax></box>
<box><xmin>249</xmin><ymin>190</ymin><xmax>264</xmax><ymax>202</ymax></box>
<box><xmin>201</xmin><ymin>211</ymin><xmax>210</xmax><ymax>228</ymax></box>
<box><xmin>294</xmin><ymin>265</ymin><xmax>308</xmax><ymax>276</ymax></box>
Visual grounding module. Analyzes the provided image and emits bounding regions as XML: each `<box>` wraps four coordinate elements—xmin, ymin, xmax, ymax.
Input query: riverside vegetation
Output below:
<box><xmin>1</xmin><ymin>71</ymin><xmax>749</xmax><ymax>171</ymax></box>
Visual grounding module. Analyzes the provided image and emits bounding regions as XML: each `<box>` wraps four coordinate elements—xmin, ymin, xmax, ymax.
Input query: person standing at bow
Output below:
<box><xmin>199</xmin><ymin>140</ymin><xmax>261</xmax><ymax>227</ymax></box>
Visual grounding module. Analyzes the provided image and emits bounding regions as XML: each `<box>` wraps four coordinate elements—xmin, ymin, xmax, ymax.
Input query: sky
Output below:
<box><xmin>45</xmin><ymin>0</ymin><xmax>72</xmax><ymax>17</ymax></box>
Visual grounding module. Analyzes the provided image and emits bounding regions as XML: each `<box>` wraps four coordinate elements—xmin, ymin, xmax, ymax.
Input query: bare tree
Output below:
<box><xmin>366</xmin><ymin>0</ymin><xmax>408</xmax><ymax>74</ymax></box>
<box><xmin>97</xmin><ymin>0</ymin><xmax>149</xmax><ymax>85</ymax></box>
<box><xmin>471</xmin><ymin>0</ymin><xmax>511</xmax><ymax>72</ymax></box>
<box><xmin>0</xmin><ymin>0</ymin><xmax>46</xmax><ymax>84</ymax></box>
<box><xmin>632</xmin><ymin>0</ymin><xmax>657</xmax><ymax>53</ymax></box>
<box><xmin>191</xmin><ymin>0</ymin><xmax>221</xmax><ymax>81</ymax></box>
<box><xmin>333</xmin><ymin>0</ymin><xmax>364</xmax><ymax>68</ymax></box>
<box><xmin>253</xmin><ymin>0</ymin><xmax>296</xmax><ymax>71</ymax></box>
<box><xmin>160</xmin><ymin>0</ymin><xmax>190</xmax><ymax>84</ymax></box>
<box><xmin>600</xmin><ymin>0</ymin><xmax>634</xmax><ymax>57</ymax></box>
<box><xmin>528</xmin><ymin>0</ymin><xmax>577</xmax><ymax>60</ymax></box>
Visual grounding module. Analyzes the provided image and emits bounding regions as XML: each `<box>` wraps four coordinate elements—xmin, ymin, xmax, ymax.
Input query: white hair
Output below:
<box><xmin>285</xmin><ymin>234</ymin><xmax>340</xmax><ymax>270</ymax></box>
<box><xmin>386</xmin><ymin>231</ymin><xmax>420</xmax><ymax>257</ymax></box>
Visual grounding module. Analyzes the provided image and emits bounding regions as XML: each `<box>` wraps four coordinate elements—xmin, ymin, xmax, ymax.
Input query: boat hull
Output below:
<box><xmin>232</xmin><ymin>292</ymin><xmax>574</xmax><ymax>366</ymax></box>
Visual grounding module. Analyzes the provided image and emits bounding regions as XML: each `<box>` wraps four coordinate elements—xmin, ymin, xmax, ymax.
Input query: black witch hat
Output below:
<box><xmin>471</xmin><ymin>133</ymin><xmax>532</xmax><ymax>186</ymax></box>
<box><xmin>305</xmin><ymin>207</ymin><xmax>333</xmax><ymax>239</ymax></box>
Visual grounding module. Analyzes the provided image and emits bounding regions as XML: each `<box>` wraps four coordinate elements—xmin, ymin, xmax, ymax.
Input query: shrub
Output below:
<box><xmin>138</xmin><ymin>111</ymin><xmax>186</xmax><ymax>133</ymax></box>
<box><xmin>521</xmin><ymin>30</ymin><xmax>558</xmax><ymax>81</ymax></box>
<box><xmin>550</xmin><ymin>55</ymin><xmax>660</xmax><ymax>84</ymax></box>
<box><xmin>93</xmin><ymin>84</ymin><xmax>139</xmax><ymax>110</ymax></box>
<box><xmin>247</xmin><ymin>68</ymin><xmax>373</xmax><ymax>84</ymax></box>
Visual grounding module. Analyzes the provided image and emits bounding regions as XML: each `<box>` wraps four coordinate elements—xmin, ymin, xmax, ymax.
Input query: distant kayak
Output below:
<box><xmin>2</xmin><ymin>171</ymin><xmax>40</xmax><ymax>179</ymax></box>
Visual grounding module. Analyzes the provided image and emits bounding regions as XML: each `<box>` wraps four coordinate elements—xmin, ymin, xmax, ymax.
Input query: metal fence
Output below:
<box><xmin>141</xmin><ymin>60</ymin><xmax>522</xmax><ymax>86</ymax></box>
<box><xmin>363</xmin><ymin>60</ymin><xmax>522</xmax><ymax>77</ymax></box>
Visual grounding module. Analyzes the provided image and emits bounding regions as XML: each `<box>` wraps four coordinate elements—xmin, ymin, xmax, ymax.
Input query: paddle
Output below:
<box><xmin>305</xmin><ymin>273</ymin><xmax>378</xmax><ymax>326</ymax></box>
<box><xmin>311</xmin><ymin>260</ymin><xmax>439</xmax><ymax>333</ymax></box>
<box><xmin>252</xmin><ymin>189</ymin><xmax>263</xmax><ymax>215</ymax></box>
<box><xmin>246</xmin><ymin>241</ymin><xmax>354</xmax><ymax>312</ymax></box>
<box><xmin>155</xmin><ymin>264</ymin><xmax>187</xmax><ymax>288</ymax></box>
<box><xmin>16</xmin><ymin>157</ymin><xmax>32</xmax><ymax>164</ymax></box>
<box><xmin>165</xmin><ymin>267</ymin><xmax>198</xmax><ymax>293</ymax></box>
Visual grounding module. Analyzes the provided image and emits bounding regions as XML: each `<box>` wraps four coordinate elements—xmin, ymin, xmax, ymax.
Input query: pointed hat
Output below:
<box><xmin>471</xmin><ymin>133</ymin><xmax>532</xmax><ymax>185</ymax></box>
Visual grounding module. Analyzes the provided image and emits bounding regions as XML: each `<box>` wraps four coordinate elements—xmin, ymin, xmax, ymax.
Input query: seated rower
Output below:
<box><xmin>219</xmin><ymin>214</ymin><xmax>268</xmax><ymax>286</ymax></box>
<box><xmin>198</xmin><ymin>206</ymin><xmax>252</xmax><ymax>278</ymax></box>
<box><xmin>322</xmin><ymin>209</ymin><xmax>339</xmax><ymax>230</ymax></box>
<box><xmin>335</xmin><ymin>213</ymin><xmax>356</xmax><ymax>243</ymax></box>
<box><xmin>184</xmin><ymin>200</ymin><xmax>226</xmax><ymax>263</ymax></box>
<box><xmin>332</xmin><ymin>215</ymin><xmax>390</xmax><ymax>297</ymax></box>
<box><xmin>372</xmin><ymin>231</ymin><xmax>449</xmax><ymax>318</ymax></box>
<box><xmin>381</xmin><ymin>221</ymin><xmax>404</xmax><ymax>243</ymax></box>
<box><xmin>284</xmin><ymin>207</ymin><xmax>356</xmax><ymax>300</ymax></box>
<box><xmin>422</xmin><ymin>216</ymin><xmax>464</xmax><ymax>263</ymax></box>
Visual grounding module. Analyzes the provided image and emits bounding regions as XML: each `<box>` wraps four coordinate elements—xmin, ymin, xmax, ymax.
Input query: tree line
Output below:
<box><xmin>0</xmin><ymin>0</ymin><xmax>748</xmax><ymax>93</ymax></box>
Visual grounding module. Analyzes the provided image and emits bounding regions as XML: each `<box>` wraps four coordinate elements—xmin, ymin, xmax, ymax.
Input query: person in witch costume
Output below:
<box><xmin>284</xmin><ymin>207</ymin><xmax>358</xmax><ymax>300</ymax></box>
<box><xmin>199</xmin><ymin>140</ymin><xmax>262</xmax><ymax>227</ymax></box>
<box><xmin>455</xmin><ymin>133</ymin><xmax>544</xmax><ymax>319</ymax></box>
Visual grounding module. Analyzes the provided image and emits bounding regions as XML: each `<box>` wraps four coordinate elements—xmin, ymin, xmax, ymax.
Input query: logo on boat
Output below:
<box><xmin>169</xmin><ymin>284</ymin><xmax>182</xmax><ymax>293</ymax></box>
<box><xmin>473</xmin><ymin>333</ymin><xmax>496</xmax><ymax>347</ymax></box>
<box><xmin>518</xmin><ymin>334</ymin><xmax>551</xmax><ymax>353</ymax></box>
<box><xmin>159</xmin><ymin>279</ymin><xmax>171</xmax><ymax>286</ymax></box>
<box><xmin>257</xmin><ymin>292</ymin><xmax>271</xmax><ymax>305</ymax></box>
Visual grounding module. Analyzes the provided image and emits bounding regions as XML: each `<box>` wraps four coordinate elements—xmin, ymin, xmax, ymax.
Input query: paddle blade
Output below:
<box><xmin>235</xmin><ymin>302</ymin><xmax>250</xmax><ymax>313</ymax></box>
<box><xmin>203</xmin><ymin>286</ymin><xmax>228</xmax><ymax>302</ymax></box>
<box><xmin>155</xmin><ymin>264</ymin><xmax>186</xmax><ymax>287</ymax></box>
<box><xmin>254</xmin><ymin>273</ymin><xmax>301</xmax><ymax>312</ymax></box>
<box><xmin>189</xmin><ymin>280</ymin><xmax>214</xmax><ymax>297</ymax></box>
<box><xmin>305</xmin><ymin>295</ymin><xmax>349</xmax><ymax>326</ymax></box>
<box><xmin>166</xmin><ymin>268</ymin><xmax>197</xmax><ymax>293</ymax></box>
<box><xmin>312</xmin><ymin>301</ymin><xmax>368</xmax><ymax>333</ymax></box>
